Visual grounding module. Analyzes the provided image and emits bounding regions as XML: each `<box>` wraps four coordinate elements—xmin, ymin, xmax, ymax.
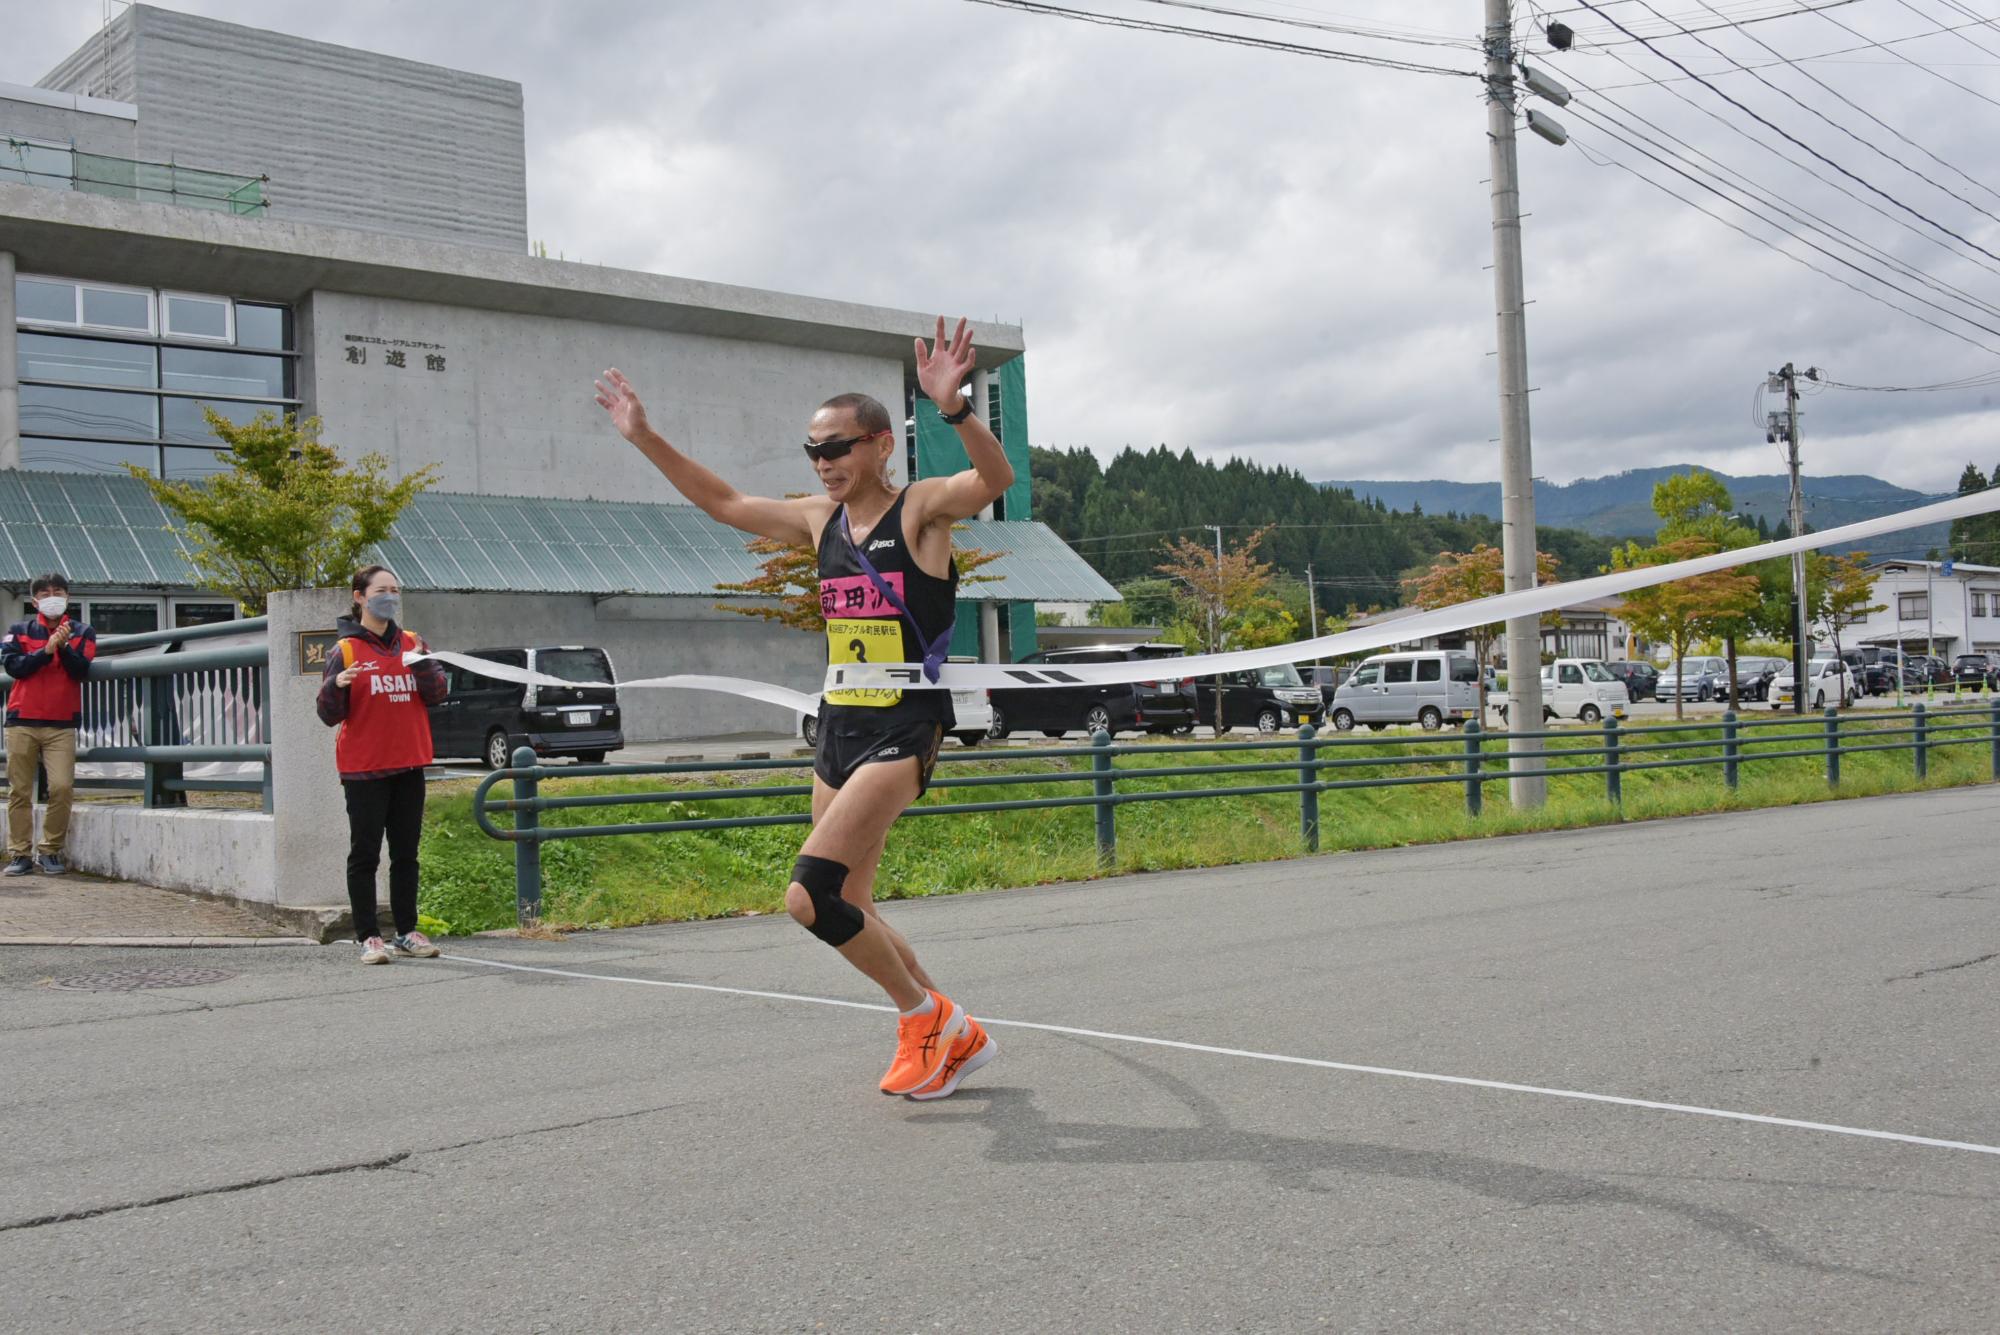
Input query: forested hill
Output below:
<box><xmin>1029</xmin><ymin>445</ymin><xmax>1618</xmax><ymax>611</ymax></box>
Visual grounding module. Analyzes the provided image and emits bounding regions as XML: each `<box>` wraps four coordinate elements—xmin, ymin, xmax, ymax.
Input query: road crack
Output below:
<box><xmin>0</xmin><ymin>1098</ymin><xmax>697</xmax><ymax>1234</ymax></box>
<box><xmin>0</xmin><ymin>1151</ymin><xmax>412</xmax><ymax>1234</ymax></box>
<box><xmin>1885</xmin><ymin>951</ymin><xmax>2000</xmax><ymax>983</ymax></box>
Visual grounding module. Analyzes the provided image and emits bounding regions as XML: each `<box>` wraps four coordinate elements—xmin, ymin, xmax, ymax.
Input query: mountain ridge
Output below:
<box><xmin>1319</xmin><ymin>467</ymin><xmax>1942</xmax><ymax>553</ymax></box>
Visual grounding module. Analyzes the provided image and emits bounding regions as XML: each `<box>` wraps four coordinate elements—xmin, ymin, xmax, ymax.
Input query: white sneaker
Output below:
<box><xmin>392</xmin><ymin>931</ymin><xmax>440</xmax><ymax>958</ymax></box>
<box><xmin>358</xmin><ymin>936</ymin><xmax>393</xmax><ymax>965</ymax></box>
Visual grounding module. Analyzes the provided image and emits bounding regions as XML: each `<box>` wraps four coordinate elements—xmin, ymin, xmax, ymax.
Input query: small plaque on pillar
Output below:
<box><xmin>298</xmin><ymin>631</ymin><xmax>340</xmax><ymax>676</ymax></box>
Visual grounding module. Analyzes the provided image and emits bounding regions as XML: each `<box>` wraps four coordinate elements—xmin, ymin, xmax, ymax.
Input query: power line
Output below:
<box><xmin>1559</xmin><ymin>98</ymin><xmax>2000</xmax><ymax>346</ymax></box>
<box><xmin>1575</xmin><ymin>15</ymin><xmax>2000</xmax><ymax>104</ymax></box>
<box><xmin>1629</xmin><ymin>0</ymin><xmax>2000</xmax><ymax>228</ymax></box>
<box><xmin>1563</xmin><ymin>117</ymin><xmax>2000</xmax><ymax>357</ymax></box>
<box><xmin>1129</xmin><ymin>0</ymin><xmax>1482</xmax><ymax>50</ymax></box>
<box><xmin>954</xmin><ymin>0</ymin><xmax>1482</xmax><ymax>76</ymax></box>
<box><xmin>1819</xmin><ymin>369</ymin><xmax>2000</xmax><ymax>390</ymax></box>
<box><xmin>1803</xmin><ymin>3</ymin><xmax>2000</xmax><ymax>113</ymax></box>
<box><xmin>1576</xmin><ymin>1</ymin><xmax>2000</xmax><ymax>272</ymax></box>
<box><xmin>1904</xmin><ymin>0</ymin><xmax>2000</xmax><ymax>62</ymax></box>
<box><xmin>1554</xmin><ymin>65</ymin><xmax>2000</xmax><ymax>324</ymax></box>
<box><xmin>1546</xmin><ymin>0</ymin><xmax>1865</xmax><ymax>44</ymax></box>
<box><xmin>1562</xmin><ymin>37</ymin><xmax>2000</xmax><ymax>302</ymax></box>
<box><xmin>1688</xmin><ymin>0</ymin><xmax>2000</xmax><ymax>207</ymax></box>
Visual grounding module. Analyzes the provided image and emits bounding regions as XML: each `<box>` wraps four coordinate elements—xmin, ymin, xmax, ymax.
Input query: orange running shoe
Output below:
<box><xmin>905</xmin><ymin>1015</ymin><xmax>998</xmax><ymax>1102</ymax></box>
<box><xmin>879</xmin><ymin>991</ymin><xmax>968</xmax><ymax>1095</ymax></box>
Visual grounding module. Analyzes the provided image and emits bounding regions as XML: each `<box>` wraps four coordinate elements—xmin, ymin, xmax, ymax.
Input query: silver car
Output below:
<box><xmin>1658</xmin><ymin>657</ymin><xmax>1728</xmax><ymax>702</ymax></box>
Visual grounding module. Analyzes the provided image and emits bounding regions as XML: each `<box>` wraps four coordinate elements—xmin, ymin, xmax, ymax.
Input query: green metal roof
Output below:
<box><xmin>0</xmin><ymin>471</ymin><xmax>1119</xmax><ymax>604</ymax></box>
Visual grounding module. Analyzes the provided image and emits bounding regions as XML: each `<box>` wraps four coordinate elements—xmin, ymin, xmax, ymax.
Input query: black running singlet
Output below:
<box><xmin>816</xmin><ymin>490</ymin><xmax>958</xmax><ymax>720</ymax></box>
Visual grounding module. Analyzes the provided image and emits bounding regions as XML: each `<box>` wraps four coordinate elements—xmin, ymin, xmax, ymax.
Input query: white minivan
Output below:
<box><xmin>1328</xmin><ymin>651</ymin><xmax>1481</xmax><ymax>731</ymax></box>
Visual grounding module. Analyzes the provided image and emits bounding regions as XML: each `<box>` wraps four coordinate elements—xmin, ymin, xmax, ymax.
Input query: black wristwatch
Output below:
<box><xmin>938</xmin><ymin>395</ymin><xmax>975</xmax><ymax>425</ymax></box>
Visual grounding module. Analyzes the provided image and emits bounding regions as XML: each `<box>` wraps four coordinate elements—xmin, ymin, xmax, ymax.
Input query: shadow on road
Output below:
<box><xmin>911</xmin><ymin>1043</ymin><xmax>1903</xmax><ymax>1282</ymax></box>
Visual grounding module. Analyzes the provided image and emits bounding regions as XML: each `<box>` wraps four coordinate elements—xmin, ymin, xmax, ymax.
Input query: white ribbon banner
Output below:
<box><xmin>401</xmin><ymin>487</ymin><xmax>2000</xmax><ymax>710</ymax></box>
<box><xmin>829</xmin><ymin>486</ymin><xmax>2000</xmax><ymax>692</ymax></box>
<box><xmin>406</xmin><ymin>650</ymin><xmax>819</xmax><ymax>716</ymax></box>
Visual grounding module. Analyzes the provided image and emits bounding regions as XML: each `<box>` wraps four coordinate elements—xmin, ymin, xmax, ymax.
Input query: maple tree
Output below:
<box><xmin>714</xmin><ymin>518</ymin><xmax>1003</xmax><ymax>632</ymax></box>
<box><xmin>1612</xmin><ymin>536</ymin><xmax>1763</xmax><ymax>719</ymax></box>
<box><xmin>1400</xmin><ymin>543</ymin><xmax>1562</xmax><ymax>720</ymax></box>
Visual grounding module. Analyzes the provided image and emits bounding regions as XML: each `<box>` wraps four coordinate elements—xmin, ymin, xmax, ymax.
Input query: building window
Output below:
<box><xmin>173</xmin><ymin>601</ymin><xmax>239</xmax><ymax>628</ymax></box>
<box><xmin>987</xmin><ymin>381</ymin><xmax>1003</xmax><ymax>441</ymax></box>
<box><xmin>14</xmin><ymin>274</ymin><xmax>295</xmax><ymax>477</ymax></box>
<box><xmin>84</xmin><ymin>600</ymin><xmax>163</xmax><ymax>637</ymax></box>
<box><xmin>161</xmin><ymin>292</ymin><xmax>233</xmax><ymax>343</ymax></box>
<box><xmin>1975</xmin><ymin>592</ymin><xmax>1988</xmax><ymax>618</ymax></box>
<box><xmin>1899</xmin><ymin>592</ymin><xmax>1929</xmax><ymax>620</ymax></box>
<box><xmin>18</xmin><ymin>277</ymin><xmax>159</xmax><ymax>335</ymax></box>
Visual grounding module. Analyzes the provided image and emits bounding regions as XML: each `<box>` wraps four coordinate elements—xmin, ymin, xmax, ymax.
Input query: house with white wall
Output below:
<box><xmin>1844</xmin><ymin>560</ymin><xmax>2000</xmax><ymax>659</ymax></box>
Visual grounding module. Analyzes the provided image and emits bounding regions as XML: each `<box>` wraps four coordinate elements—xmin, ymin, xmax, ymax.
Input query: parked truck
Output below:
<box><xmin>1497</xmin><ymin>659</ymin><xmax>1630</xmax><ymax>725</ymax></box>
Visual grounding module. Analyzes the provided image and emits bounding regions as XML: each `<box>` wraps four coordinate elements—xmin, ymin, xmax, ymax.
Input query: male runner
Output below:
<box><xmin>594</xmin><ymin>317</ymin><xmax>1012</xmax><ymax>1101</ymax></box>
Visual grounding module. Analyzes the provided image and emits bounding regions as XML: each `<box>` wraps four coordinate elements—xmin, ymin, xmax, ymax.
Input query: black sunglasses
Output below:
<box><xmin>801</xmin><ymin>429</ymin><xmax>888</xmax><ymax>462</ymax></box>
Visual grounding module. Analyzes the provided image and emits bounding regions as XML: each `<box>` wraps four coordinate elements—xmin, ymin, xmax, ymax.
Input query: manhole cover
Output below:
<box><xmin>48</xmin><ymin>967</ymin><xmax>236</xmax><ymax>993</ymax></box>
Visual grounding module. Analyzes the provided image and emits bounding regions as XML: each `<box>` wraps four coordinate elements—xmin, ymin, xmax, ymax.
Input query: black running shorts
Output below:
<box><xmin>813</xmin><ymin>714</ymin><xmax>945</xmax><ymax>795</ymax></box>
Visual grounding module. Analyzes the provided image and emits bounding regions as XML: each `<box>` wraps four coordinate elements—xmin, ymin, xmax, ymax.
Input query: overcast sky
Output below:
<box><xmin>8</xmin><ymin>0</ymin><xmax>2000</xmax><ymax>494</ymax></box>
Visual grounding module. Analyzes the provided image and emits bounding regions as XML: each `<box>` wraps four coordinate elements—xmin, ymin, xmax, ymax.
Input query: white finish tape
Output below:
<box><xmin>827</xmin><ymin>487</ymin><xmax>2000</xmax><ymax>692</ymax></box>
<box><xmin>402</xmin><ymin>488</ymin><xmax>2000</xmax><ymax>711</ymax></box>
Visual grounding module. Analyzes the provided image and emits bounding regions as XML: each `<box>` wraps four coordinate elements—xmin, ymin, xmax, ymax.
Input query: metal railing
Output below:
<box><xmin>1</xmin><ymin>617</ymin><xmax>272</xmax><ymax>810</ymax></box>
<box><xmin>473</xmin><ymin>702</ymin><xmax>2000</xmax><ymax>926</ymax></box>
<box><xmin>4</xmin><ymin>137</ymin><xmax>268</xmax><ymax>214</ymax></box>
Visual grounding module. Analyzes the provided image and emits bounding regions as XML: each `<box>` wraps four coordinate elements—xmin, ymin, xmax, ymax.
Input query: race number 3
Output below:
<box><xmin>825</xmin><ymin>618</ymin><xmax>904</xmax><ymax>707</ymax></box>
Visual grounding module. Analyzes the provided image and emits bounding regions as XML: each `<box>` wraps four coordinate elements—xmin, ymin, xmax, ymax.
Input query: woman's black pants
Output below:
<box><xmin>344</xmin><ymin>769</ymin><xmax>425</xmax><ymax>942</ymax></box>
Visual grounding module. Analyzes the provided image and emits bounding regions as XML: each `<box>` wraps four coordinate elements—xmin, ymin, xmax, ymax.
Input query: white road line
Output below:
<box><xmin>445</xmin><ymin>954</ymin><xmax>2000</xmax><ymax>1159</ymax></box>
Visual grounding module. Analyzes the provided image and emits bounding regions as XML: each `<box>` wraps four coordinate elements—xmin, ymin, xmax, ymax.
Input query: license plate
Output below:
<box><xmin>562</xmin><ymin>708</ymin><xmax>597</xmax><ymax>727</ymax></box>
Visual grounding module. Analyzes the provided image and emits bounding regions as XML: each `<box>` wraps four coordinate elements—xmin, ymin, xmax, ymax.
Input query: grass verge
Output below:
<box><xmin>419</xmin><ymin>714</ymin><xmax>1998</xmax><ymax>934</ymax></box>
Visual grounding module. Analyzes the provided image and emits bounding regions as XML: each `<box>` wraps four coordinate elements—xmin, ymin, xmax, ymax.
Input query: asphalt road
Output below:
<box><xmin>4</xmin><ymin>787</ymin><xmax>1998</xmax><ymax>1333</ymax></box>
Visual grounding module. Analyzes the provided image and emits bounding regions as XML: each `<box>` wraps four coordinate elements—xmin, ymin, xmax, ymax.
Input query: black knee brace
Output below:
<box><xmin>791</xmin><ymin>854</ymin><xmax>864</xmax><ymax>947</ymax></box>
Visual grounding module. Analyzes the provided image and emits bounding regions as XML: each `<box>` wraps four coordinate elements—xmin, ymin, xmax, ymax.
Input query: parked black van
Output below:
<box><xmin>428</xmin><ymin>645</ymin><xmax>623</xmax><ymax>768</ymax></box>
<box><xmin>1193</xmin><ymin>664</ymin><xmax>1325</xmax><ymax>733</ymax></box>
<box><xmin>987</xmin><ymin>643</ymin><xmax>1197</xmax><ymax>738</ymax></box>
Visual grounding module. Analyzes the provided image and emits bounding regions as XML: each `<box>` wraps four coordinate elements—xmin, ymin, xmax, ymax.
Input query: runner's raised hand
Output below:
<box><xmin>915</xmin><ymin>317</ymin><xmax>977</xmax><ymax>412</ymax></box>
<box><xmin>593</xmin><ymin>368</ymin><xmax>653</xmax><ymax>444</ymax></box>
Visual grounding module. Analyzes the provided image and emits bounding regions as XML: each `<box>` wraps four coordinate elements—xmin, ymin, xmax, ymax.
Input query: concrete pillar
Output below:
<box><xmin>0</xmin><ymin>252</ymin><xmax>20</xmax><ymax>469</ymax></box>
<box><xmin>265</xmin><ymin>588</ymin><xmax>367</xmax><ymax>915</ymax></box>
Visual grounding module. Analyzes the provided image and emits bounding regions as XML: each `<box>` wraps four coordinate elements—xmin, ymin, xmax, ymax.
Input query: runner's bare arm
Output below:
<box><xmin>906</xmin><ymin>318</ymin><xmax>1014</xmax><ymax>528</ymax></box>
<box><xmin>594</xmin><ymin>368</ymin><xmax>823</xmax><ymax>546</ymax></box>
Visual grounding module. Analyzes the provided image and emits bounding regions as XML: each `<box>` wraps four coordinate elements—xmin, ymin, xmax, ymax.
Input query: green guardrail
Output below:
<box><xmin>473</xmin><ymin>701</ymin><xmax>2000</xmax><ymax>927</ymax></box>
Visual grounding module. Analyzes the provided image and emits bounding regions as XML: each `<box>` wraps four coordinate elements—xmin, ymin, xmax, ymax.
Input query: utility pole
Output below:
<box><xmin>1206</xmin><ymin>523</ymin><xmax>1225</xmax><ymax>733</ymax></box>
<box><xmin>1486</xmin><ymin>0</ymin><xmax>1549</xmax><ymax>806</ymax></box>
<box><xmin>1203</xmin><ymin>524</ymin><xmax>1223</xmax><ymax>653</ymax></box>
<box><xmin>1306</xmin><ymin>563</ymin><xmax>1319</xmax><ymax>661</ymax></box>
<box><xmin>1769</xmin><ymin>364</ymin><xmax>1814</xmax><ymax>714</ymax></box>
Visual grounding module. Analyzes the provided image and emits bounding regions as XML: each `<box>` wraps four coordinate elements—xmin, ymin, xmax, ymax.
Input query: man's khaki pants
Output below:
<box><xmin>7</xmin><ymin>726</ymin><xmax>77</xmax><ymax>858</ymax></box>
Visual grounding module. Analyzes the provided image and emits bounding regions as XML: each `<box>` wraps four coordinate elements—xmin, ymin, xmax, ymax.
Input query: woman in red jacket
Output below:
<box><xmin>317</xmin><ymin>566</ymin><xmax>448</xmax><ymax>964</ymax></box>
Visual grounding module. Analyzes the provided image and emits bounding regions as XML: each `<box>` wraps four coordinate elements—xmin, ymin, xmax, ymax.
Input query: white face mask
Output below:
<box><xmin>36</xmin><ymin>596</ymin><xmax>66</xmax><ymax>620</ymax></box>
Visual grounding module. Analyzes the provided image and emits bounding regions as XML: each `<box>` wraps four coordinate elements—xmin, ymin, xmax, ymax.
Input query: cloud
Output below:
<box><xmin>8</xmin><ymin>0</ymin><xmax>1999</xmax><ymax>495</ymax></box>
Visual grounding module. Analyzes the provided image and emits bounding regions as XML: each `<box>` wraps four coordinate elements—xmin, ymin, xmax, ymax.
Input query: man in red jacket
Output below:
<box><xmin>2</xmin><ymin>573</ymin><xmax>97</xmax><ymax>876</ymax></box>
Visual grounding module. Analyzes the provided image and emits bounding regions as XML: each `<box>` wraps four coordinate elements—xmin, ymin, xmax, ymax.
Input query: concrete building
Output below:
<box><xmin>2</xmin><ymin>5</ymin><xmax>1113</xmax><ymax>741</ymax></box>
<box><xmin>1844</xmin><ymin>559</ymin><xmax>2000</xmax><ymax>659</ymax></box>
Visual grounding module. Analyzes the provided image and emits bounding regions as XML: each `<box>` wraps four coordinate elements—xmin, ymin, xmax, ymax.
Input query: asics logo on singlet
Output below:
<box><xmin>868</xmin><ymin>539</ymin><xmax>896</xmax><ymax>551</ymax></box>
<box><xmin>877</xmin><ymin>747</ymin><xmax>900</xmax><ymax>757</ymax></box>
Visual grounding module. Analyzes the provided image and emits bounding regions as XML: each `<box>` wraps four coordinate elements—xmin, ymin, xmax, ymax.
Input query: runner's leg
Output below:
<box><xmin>788</xmin><ymin>759</ymin><xmax>929</xmax><ymax>1009</ymax></box>
<box><xmin>809</xmin><ymin>777</ymin><xmax>937</xmax><ymax>991</ymax></box>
